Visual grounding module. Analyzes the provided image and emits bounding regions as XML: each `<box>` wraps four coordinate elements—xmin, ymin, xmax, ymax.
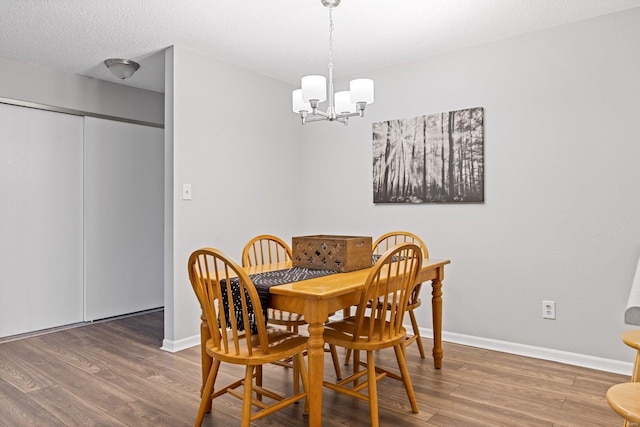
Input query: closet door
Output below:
<box><xmin>84</xmin><ymin>117</ymin><xmax>163</xmax><ymax>321</ymax></box>
<box><xmin>0</xmin><ymin>103</ymin><xmax>84</xmax><ymax>337</ymax></box>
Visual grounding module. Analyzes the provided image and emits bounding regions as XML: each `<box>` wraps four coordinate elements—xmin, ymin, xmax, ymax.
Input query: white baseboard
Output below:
<box><xmin>419</xmin><ymin>327</ymin><xmax>633</xmax><ymax>376</ymax></box>
<box><xmin>161</xmin><ymin>335</ymin><xmax>200</xmax><ymax>353</ymax></box>
<box><xmin>160</xmin><ymin>322</ymin><xmax>633</xmax><ymax>376</ymax></box>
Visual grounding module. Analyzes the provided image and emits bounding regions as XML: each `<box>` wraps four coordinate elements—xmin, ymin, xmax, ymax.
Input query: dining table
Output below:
<box><xmin>198</xmin><ymin>257</ymin><xmax>450</xmax><ymax>426</ymax></box>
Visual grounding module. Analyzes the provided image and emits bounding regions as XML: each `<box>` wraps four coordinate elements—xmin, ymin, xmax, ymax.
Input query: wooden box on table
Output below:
<box><xmin>292</xmin><ymin>235</ymin><xmax>373</xmax><ymax>273</ymax></box>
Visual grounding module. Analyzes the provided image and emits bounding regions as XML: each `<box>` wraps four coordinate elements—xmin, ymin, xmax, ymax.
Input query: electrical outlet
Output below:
<box><xmin>543</xmin><ymin>300</ymin><xmax>556</xmax><ymax>319</ymax></box>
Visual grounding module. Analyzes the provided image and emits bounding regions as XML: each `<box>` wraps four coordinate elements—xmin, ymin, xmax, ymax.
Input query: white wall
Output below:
<box><xmin>296</xmin><ymin>8</ymin><xmax>640</xmax><ymax>363</ymax></box>
<box><xmin>163</xmin><ymin>45</ymin><xmax>302</xmax><ymax>348</ymax></box>
<box><xmin>0</xmin><ymin>56</ymin><xmax>163</xmax><ymax>125</ymax></box>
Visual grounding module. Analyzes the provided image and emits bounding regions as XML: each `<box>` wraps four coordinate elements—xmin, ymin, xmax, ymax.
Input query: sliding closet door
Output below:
<box><xmin>84</xmin><ymin>117</ymin><xmax>163</xmax><ymax>321</ymax></box>
<box><xmin>0</xmin><ymin>103</ymin><xmax>84</xmax><ymax>337</ymax></box>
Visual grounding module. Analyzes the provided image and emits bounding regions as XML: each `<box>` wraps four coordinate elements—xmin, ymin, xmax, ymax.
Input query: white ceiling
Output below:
<box><xmin>2</xmin><ymin>0</ymin><xmax>640</xmax><ymax>94</ymax></box>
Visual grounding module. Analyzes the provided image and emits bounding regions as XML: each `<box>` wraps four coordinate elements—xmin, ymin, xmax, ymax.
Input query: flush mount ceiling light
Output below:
<box><xmin>292</xmin><ymin>0</ymin><xmax>374</xmax><ymax>125</ymax></box>
<box><xmin>104</xmin><ymin>58</ymin><xmax>140</xmax><ymax>80</ymax></box>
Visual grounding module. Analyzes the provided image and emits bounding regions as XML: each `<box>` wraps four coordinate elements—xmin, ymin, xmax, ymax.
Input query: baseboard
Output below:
<box><xmin>161</xmin><ymin>335</ymin><xmax>200</xmax><ymax>353</ymax></box>
<box><xmin>418</xmin><ymin>327</ymin><xmax>633</xmax><ymax>376</ymax></box>
<box><xmin>160</xmin><ymin>319</ymin><xmax>633</xmax><ymax>375</ymax></box>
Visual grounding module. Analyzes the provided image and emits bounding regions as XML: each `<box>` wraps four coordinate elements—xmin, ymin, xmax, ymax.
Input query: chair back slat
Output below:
<box><xmin>242</xmin><ymin>234</ymin><xmax>293</xmax><ymax>267</ymax></box>
<box><xmin>188</xmin><ymin>248</ymin><xmax>270</xmax><ymax>357</ymax></box>
<box><xmin>352</xmin><ymin>243</ymin><xmax>422</xmax><ymax>342</ymax></box>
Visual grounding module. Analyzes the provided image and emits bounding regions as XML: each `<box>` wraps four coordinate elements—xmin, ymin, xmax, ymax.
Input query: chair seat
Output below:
<box><xmin>207</xmin><ymin>326</ymin><xmax>308</xmax><ymax>365</ymax></box>
<box><xmin>607</xmin><ymin>382</ymin><xmax>640</xmax><ymax>424</ymax></box>
<box><xmin>323</xmin><ymin>317</ymin><xmax>407</xmax><ymax>350</ymax></box>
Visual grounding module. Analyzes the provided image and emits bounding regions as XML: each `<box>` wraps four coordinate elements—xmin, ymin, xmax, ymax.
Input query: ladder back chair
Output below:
<box><xmin>188</xmin><ymin>247</ymin><xmax>309</xmax><ymax>427</ymax></box>
<box><xmin>242</xmin><ymin>235</ymin><xmax>305</xmax><ymax>332</ymax></box>
<box><xmin>373</xmin><ymin>231</ymin><xmax>429</xmax><ymax>358</ymax></box>
<box><xmin>242</xmin><ymin>234</ymin><xmax>342</xmax><ymax>381</ymax></box>
<box><xmin>323</xmin><ymin>243</ymin><xmax>422</xmax><ymax>427</ymax></box>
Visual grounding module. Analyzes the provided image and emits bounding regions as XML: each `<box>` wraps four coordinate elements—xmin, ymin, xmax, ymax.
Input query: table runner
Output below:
<box><xmin>220</xmin><ymin>267</ymin><xmax>337</xmax><ymax>334</ymax></box>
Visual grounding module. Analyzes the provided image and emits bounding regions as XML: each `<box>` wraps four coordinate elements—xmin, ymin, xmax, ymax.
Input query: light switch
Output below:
<box><xmin>182</xmin><ymin>184</ymin><xmax>192</xmax><ymax>200</ymax></box>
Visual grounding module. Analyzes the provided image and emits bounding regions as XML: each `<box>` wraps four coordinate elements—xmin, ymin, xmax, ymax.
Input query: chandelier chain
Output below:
<box><xmin>328</xmin><ymin>7</ymin><xmax>334</xmax><ymax>72</ymax></box>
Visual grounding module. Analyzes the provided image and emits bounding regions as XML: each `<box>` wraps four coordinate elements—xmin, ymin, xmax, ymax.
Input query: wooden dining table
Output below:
<box><xmin>198</xmin><ymin>257</ymin><xmax>450</xmax><ymax>426</ymax></box>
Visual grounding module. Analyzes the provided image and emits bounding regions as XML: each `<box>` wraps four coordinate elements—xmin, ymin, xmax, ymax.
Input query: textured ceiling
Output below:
<box><xmin>2</xmin><ymin>0</ymin><xmax>640</xmax><ymax>94</ymax></box>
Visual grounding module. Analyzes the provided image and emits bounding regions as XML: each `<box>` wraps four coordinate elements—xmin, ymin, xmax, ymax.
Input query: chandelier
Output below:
<box><xmin>292</xmin><ymin>0</ymin><xmax>374</xmax><ymax>125</ymax></box>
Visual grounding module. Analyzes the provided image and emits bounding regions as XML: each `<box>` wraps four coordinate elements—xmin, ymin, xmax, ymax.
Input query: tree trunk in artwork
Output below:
<box><xmin>447</xmin><ymin>111</ymin><xmax>455</xmax><ymax>197</ymax></box>
<box><xmin>383</xmin><ymin>121</ymin><xmax>392</xmax><ymax>201</ymax></box>
<box><xmin>422</xmin><ymin>117</ymin><xmax>428</xmax><ymax>200</ymax></box>
<box><xmin>441</xmin><ymin>113</ymin><xmax>445</xmax><ymax>199</ymax></box>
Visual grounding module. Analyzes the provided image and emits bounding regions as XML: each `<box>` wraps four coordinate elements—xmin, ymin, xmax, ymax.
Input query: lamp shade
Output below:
<box><xmin>334</xmin><ymin>91</ymin><xmax>356</xmax><ymax>114</ymax></box>
<box><xmin>350</xmin><ymin>78</ymin><xmax>374</xmax><ymax>104</ymax></box>
<box><xmin>292</xmin><ymin>89</ymin><xmax>311</xmax><ymax>113</ymax></box>
<box><xmin>301</xmin><ymin>75</ymin><xmax>327</xmax><ymax>102</ymax></box>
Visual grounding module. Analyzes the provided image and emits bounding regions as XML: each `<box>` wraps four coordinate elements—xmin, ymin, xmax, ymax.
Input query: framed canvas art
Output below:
<box><xmin>373</xmin><ymin>107</ymin><xmax>484</xmax><ymax>203</ymax></box>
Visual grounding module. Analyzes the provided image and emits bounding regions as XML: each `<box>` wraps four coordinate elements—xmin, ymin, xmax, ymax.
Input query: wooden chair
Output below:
<box><xmin>242</xmin><ymin>235</ymin><xmax>306</xmax><ymax>332</ymax></box>
<box><xmin>608</xmin><ymin>330</ymin><xmax>640</xmax><ymax>427</ymax></box>
<box><xmin>242</xmin><ymin>234</ymin><xmax>342</xmax><ymax>381</ymax></box>
<box><xmin>323</xmin><ymin>243</ymin><xmax>422</xmax><ymax>426</ymax></box>
<box><xmin>188</xmin><ymin>247</ymin><xmax>309</xmax><ymax>427</ymax></box>
<box><xmin>373</xmin><ymin>231</ymin><xmax>429</xmax><ymax>358</ymax></box>
<box><xmin>345</xmin><ymin>230</ymin><xmax>429</xmax><ymax>365</ymax></box>
<box><xmin>607</xmin><ymin>382</ymin><xmax>640</xmax><ymax>427</ymax></box>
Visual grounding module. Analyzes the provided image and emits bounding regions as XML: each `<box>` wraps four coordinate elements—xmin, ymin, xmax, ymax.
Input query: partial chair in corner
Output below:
<box><xmin>606</xmin><ymin>330</ymin><xmax>640</xmax><ymax>427</ymax></box>
<box><xmin>323</xmin><ymin>243</ymin><xmax>423</xmax><ymax>426</ymax></box>
<box><xmin>607</xmin><ymin>382</ymin><xmax>640</xmax><ymax>427</ymax></box>
<box><xmin>242</xmin><ymin>234</ymin><xmax>342</xmax><ymax>381</ymax></box>
<box><xmin>188</xmin><ymin>248</ymin><xmax>309</xmax><ymax>427</ymax></box>
<box><xmin>372</xmin><ymin>231</ymin><xmax>430</xmax><ymax>358</ymax></box>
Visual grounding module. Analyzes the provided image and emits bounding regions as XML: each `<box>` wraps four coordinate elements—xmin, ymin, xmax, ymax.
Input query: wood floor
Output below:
<box><xmin>0</xmin><ymin>310</ymin><xmax>629</xmax><ymax>426</ymax></box>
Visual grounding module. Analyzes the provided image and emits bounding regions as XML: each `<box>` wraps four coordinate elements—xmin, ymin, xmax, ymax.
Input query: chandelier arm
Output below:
<box><xmin>311</xmin><ymin>109</ymin><xmax>329</xmax><ymax>118</ymax></box>
<box><xmin>304</xmin><ymin>115</ymin><xmax>329</xmax><ymax>123</ymax></box>
<box><xmin>336</xmin><ymin>111</ymin><xmax>362</xmax><ymax>119</ymax></box>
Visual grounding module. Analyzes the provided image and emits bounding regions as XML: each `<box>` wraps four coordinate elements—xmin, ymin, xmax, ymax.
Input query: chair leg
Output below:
<box><xmin>195</xmin><ymin>360</ymin><xmax>219</xmax><ymax>426</ymax></box>
<box><xmin>344</xmin><ymin>348</ymin><xmax>352</xmax><ymax>365</ymax></box>
<box><xmin>353</xmin><ymin>350</ymin><xmax>361</xmax><ymax>387</ymax></box>
<box><xmin>394</xmin><ymin>343</ymin><xmax>418</xmax><ymax>413</ymax></box>
<box><xmin>256</xmin><ymin>365</ymin><xmax>263</xmax><ymax>401</ymax></box>
<box><xmin>296</xmin><ymin>352</ymin><xmax>310</xmax><ymax>414</ymax></box>
<box><xmin>633</xmin><ymin>351</ymin><xmax>640</xmax><ymax>382</ymax></box>
<box><xmin>408</xmin><ymin>309</ymin><xmax>425</xmax><ymax>358</ymax></box>
<box><xmin>342</xmin><ymin>307</ymin><xmax>352</xmax><ymax>365</ymax></box>
<box><xmin>367</xmin><ymin>350</ymin><xmax>379</xmax><ymax>427</ymax></box>
<box><xmin>293</xmin><ymin>354</ymin><xmax>300</xmax><ymax>396</ymax></box>
<box><xmin>241</xmin><ymin>366</ymin><xmax>254</xmax><ymax>427</ymax></box>
<box><xmin>329</xmin><ymin>344</ymin><xmax>342</xmax><ymax>380</ymax></box>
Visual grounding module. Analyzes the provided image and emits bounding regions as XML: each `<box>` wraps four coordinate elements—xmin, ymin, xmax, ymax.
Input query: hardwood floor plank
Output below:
<box><xmin>27</xmin><ymin>385</ymin><xmax>129</xmax><ymax>426</ymax></box>
<box><xmin>0</xmin><ymin>378</ymin><xmax>66</xmax><ymax>426</ymax></box>
<box><xmin>0</xmin><ymin>310</ymin><xmax>631</xmax><ymax>426</ymax></box>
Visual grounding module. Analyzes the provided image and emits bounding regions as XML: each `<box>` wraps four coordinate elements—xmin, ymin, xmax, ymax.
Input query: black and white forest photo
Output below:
<box><xmin>373</xmin><ymin>107</ymin><xmax>484</xmax><ymax>203</ymax></box>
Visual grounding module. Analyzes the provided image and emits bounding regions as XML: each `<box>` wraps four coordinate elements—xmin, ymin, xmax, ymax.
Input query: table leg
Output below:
<box><xmin>200</xmin><ymin>312</ymin><xmax>213</xmax><ymax>412</ymax></box>
<box><xmin>431</xmin><ymin>277</ymin><xmax>443</xmax><ymax>369</ymax></box>
<box><xmin>307</xmin><ymin>321</ymin><xmax>325</xmax><ymax>427</ymax></box>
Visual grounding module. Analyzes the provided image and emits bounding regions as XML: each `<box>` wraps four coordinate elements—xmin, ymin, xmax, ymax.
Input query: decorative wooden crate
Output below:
<box><xmin>292</xmin><ymin>235</ymin><xmax>373</xmax><ymax>273</ymax></box>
